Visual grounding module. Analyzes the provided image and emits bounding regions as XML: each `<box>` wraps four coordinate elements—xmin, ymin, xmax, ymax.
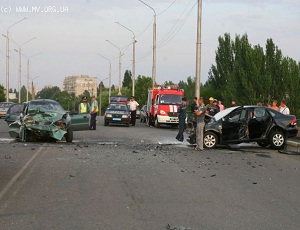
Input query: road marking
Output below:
<box><xmin>0</xmin><ymin>145</ymin><xmax>44</xmax><ymax>201</ymax></box>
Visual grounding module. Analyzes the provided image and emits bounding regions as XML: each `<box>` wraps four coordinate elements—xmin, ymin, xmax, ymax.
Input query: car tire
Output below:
<box><xmin>257</xmin><ymin>141</ymin><xmax>270</xmax><ymax>147</ymax></box>
<box><xmin>65</xmin><ymin>127</ymin><xmax>73</xmax><ymax>143</ymax></box>
<box><xmin>269</xmin><ymin>131</ymin><xmax>285</xmax><ymax>149</ymax></box>
<box><xmin>155</xmin><ymin>117</ymin><xmax>161</xmax><ymax>128</ymax></box>
<box><xmin>203</xmin><ymin>132</ymin><xmax>218</xmax><ymax>149</ymax></box>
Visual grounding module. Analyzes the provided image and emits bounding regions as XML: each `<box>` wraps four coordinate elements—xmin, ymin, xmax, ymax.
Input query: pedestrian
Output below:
<box><xmin>190</xmin><ymin>97</ymin><xmax>198</xmax><ymax>129</ymax></box>
<box><xmin>89</xmin><ymin>95</ymin><xmax>98</xmax><ymax>130</ymax></box>
<box><xmin>231</xmin><ymin>99</ymin><xmax>237</xmax><ymax>107</ymax></box>
<box><xmin>206</xmin><ymin>97</ymin><xmax>214</xmax><ymax>109</ymax></box>
<box><xmin>194</xmin><ymin>97</ymin><xmax>206</xmax><ymax>151</ymax></box>
<box><xmin>279</xmin><ymin>99</ymin><xmax>290</xmax><ymax>115</ymax></box>
<box><xmin>218</xmin><ymin>99</ymin><xmax>225</xmax><ymax>111</ymax></box>
<box><xmin>78</xmin><ymin>96</ymin><xmax>90</xmax><ymax>114</ymax></box>
<box><xmin>128</xmin><ymin>96</ymin><xmax>139</xmax><ymax>126</ymax></box>
<box><xmin>270</xmin><ymin>99</ymin><xmax>280</xmax><ymax>111</ymax></box>
<box><xmin>207</xmin><ymin>99</ymin><xmax>220</xmax><ymax>116</ymax></box>
<box><xmin>176</xmin><ymin>97</ymin><xmax>187</xmax><ymax>142</ymax></box>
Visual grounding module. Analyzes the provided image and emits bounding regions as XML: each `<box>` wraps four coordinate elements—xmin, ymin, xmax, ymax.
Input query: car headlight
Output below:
<box><xmin>122</xmin><ymin>115</ymin><xmax>129</xmax><ymax>118</ymax></box>
<box><xmin>159</xmin><ymin>110</ymin><xmax>167</xmax><ymax>115</ymax></box>
<box><xmin>105</xmin><ymin>114</ymin><xmax>112</xmax><ymax>118</ymax></box>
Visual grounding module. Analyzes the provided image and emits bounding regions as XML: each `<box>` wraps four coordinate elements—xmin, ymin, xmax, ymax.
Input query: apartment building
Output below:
<box><xmin>63</xmin><ymin>75</ymin><xmax>98</xmax><ymax>97</ymax></box>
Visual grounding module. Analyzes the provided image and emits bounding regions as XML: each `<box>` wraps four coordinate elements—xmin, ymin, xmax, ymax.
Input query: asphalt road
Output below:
<box><xmin>0</xmin><ymin>117</ymin><xmax>299</xmax><ymax>230</ymax></box>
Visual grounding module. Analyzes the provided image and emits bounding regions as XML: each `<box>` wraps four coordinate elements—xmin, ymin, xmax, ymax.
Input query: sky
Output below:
<box><xmin>0</xmin><ymin>0</ymin><xmax>299</xmax><ymax>91</ymax></box>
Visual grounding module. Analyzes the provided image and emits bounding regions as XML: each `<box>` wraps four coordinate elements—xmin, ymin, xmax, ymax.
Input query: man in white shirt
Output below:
<box><xmin>128</xmin><ymin>96</ymin><xmax>139</xmax><ymax>126</ymax></box>
<box><xmin>279</xmin><ymin>99</ymin><xmax>290</xmax><ymax>115</ymax></box>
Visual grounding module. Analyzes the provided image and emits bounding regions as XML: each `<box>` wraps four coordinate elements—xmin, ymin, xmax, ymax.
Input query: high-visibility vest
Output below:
<box><xmin>79</xmin><ymin>103</ymin><xmax>88</xmax><ymax>113</ymax></box>
<box><xmin>91</xmin><ymin>101</ymin><xmax>99</xmax><ymax>113</ymax></box>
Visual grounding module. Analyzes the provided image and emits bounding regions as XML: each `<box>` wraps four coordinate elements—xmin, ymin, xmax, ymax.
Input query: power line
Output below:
<box><xmin>158</xmin><ymin>0</ymin><xmax>177</xmax><ymax>16</ymax></box>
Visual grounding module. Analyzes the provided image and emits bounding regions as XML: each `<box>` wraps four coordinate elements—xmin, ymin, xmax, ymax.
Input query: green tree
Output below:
<box><xmin>122</xmin><ymin>70</ymin><xmax>132</xmax><ymax>90</ymax></box>
<box><xmin>0</xmin><ymin>85</ymin><xmax>5</xmax><ymax>102</ymax></box>
<box><xmin>135</xmin><ymin>75</ymin><xmax>152</xmax><ymax>106</ymax></box>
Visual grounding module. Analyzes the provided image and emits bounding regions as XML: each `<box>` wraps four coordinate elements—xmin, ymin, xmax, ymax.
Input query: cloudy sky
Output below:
<box><xmin>0</xmin><ymin>0</ymin><xmax>299</xmax><ymax>91</ymax></box>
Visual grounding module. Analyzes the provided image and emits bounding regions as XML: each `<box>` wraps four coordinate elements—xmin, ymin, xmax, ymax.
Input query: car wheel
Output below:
<box><xmin>203</xmin><ymin>132</ymin><xmax>218</xmax><ymax>149</ymax></box>
<box><xmin>257</xmin><ymin>141</ymin><xmax>270</xmax><ymax>147</ymax></box>
<box><xmin>269</xmin><ymin>131</ymin><xmax>285</xmax><ymax>149</ymax></box>
<box><xmin>155</xmin><ymin>117</ymin><xmax>160</xmax><ymax>128</ymax></box>
<box><xmin>65</xmin><ymin>127</ymin><xmax>73</xmax><ymax>143</ymax></box>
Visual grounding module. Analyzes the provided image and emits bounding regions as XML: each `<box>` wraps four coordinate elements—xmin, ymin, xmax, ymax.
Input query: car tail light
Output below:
<box><xmin>291</xmin><ymin>118</ymin><xmax>297</xmax><ymax>126</ymax></box>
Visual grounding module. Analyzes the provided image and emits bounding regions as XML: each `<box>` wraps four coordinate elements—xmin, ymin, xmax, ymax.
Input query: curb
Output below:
<box><xmin>285</xmin><ymin>140</ymin><xmax>300</xmax><ymax>153</ymax></box>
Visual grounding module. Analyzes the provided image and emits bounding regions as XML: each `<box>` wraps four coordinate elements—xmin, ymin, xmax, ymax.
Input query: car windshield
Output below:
<box><xmin>28</xmin><ymin>101</ymin><xmax>65</xmax><ymax>114</ymax></box>
<box><xmin>214</xmin><ymin>106</ymin><xmax>239</xmax><ymax>121</ymax></box>
<box><xmin>108</xmin><ymin>104</ymin><xmax>128</xmax><ymax>111</ymax></box>
<box><xmin>0</xmin><ymin>102</ymin><xmax>13</xmax><ymax>109</ymax></box>
<box><xmin>158</xmin><ymin>95</ymin><xmax>182</xmax><ymax>105</ymax></box>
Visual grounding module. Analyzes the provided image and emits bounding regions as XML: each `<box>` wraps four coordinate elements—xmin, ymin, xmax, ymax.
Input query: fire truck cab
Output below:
<box><xmin>147</xmin><ymin>84</ymin><xmax>184</xmax><ymax>128</ymax></box>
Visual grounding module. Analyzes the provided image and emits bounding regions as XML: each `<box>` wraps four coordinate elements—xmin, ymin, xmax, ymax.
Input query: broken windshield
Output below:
<box><xmin>28</xmin><ymin>101</ymin><xmax>65</xmax><ymax>114</ymax></box>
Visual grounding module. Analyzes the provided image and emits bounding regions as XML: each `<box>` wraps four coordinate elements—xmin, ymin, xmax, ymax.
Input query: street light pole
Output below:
<box><xmin>30</xmin><ymin>76</ymin><xmax>39</xmax><ymax>100</ymax></box>
<box><xmin>27</xmin><ymin>52</ymin><xmax>41</xmax><ymax>101</ymax></box>
<box><xmin>138</xmin><ymin>0</ymin><xmax>156</xmax><ymax>87</ymax></box>
<box><xmin>195</xmin><ymin>0</ymin><xmax>202</xmax><ymax>99</ymax></box>
<box><xmin>115</xmin><ymin>21</ymin><xmax>136</xmax><ymax>96</ymax></box>
<box><xmin>106</xmin><ymin>40</ymin><xmax>122</xmax><ymax>95</ymax></box>
<box><xmin>17</xmin><ymin>37</ymin><xmax>37</xmax><ymax>103</ymax></box>
<box><xmin>98</xmin><ymin>54</ymin><xmax>112</xmax><ymax>103</ymax></box>
<box><xmin>5</xmin><ymin>17</ymin><xmax>27</xmax><ymax>102</ymax></box>
<box><xmin>97</xmin><ymin>77</ymin><xmax>108</xmax><ymax>116</ymax></box>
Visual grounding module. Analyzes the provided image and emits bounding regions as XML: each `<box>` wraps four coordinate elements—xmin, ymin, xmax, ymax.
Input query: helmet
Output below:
<box><xmin>209</xmin><ymin>97</ymin><xmax>214</xmax><ymax>101</ymax></box>
<box><xmin>213</xmin><ymin>99</ymin><xmax>218</xmax><ymax>103</ymax></box>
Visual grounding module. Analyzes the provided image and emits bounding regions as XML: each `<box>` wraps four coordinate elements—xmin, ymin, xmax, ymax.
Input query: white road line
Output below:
<box><xmin>0</xmin><ymin>145</ymin><xmax>44</xmax><ymax>201</ymax></box>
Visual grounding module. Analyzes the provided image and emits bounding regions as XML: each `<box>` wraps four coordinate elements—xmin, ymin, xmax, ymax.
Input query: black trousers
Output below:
<box><xmin>130</xmin><ymin>110</ymin><xmax>137</xmax><ymax>126</ymax></box>
<box><xmin>176</xmin><ymin>118</ymin><xmax>185</xmax><ymax>141</ymax></box>
<box><xmin>90</xmin><ymin>113</ymin><xmax>97</xmax><ymax>130</ymax></box>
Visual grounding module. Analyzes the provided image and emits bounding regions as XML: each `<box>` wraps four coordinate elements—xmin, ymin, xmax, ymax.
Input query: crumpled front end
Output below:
<box><xmin>20</xmin><ymin>112</ymin><xmax>67</xmax><ymax>142</ymax></box>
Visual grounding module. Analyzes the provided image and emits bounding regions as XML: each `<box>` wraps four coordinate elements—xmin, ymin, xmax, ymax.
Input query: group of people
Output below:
<box><xmin>78</xmin><ymin>95</ymin><xmax>140</xmax><ymax>130</ymax></box>
<box><xmin>78</xmin><ymin>96</ymin><xmax>99</xmax><ymax>130</ymax></box>
<box><xmin>176</xmin><ymin>96</ymin><xmax>291</xmax><ymax>151</ymax></box>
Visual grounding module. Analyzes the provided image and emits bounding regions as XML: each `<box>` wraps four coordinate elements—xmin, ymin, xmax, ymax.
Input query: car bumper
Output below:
<box><xmin>105</xmin><ymin>117</ymin><xmax>130</xmax><ymax>125</ymax></box>
<box><xmin>157</xmin><ymin>115</ymin><xmax>179</xmax><ymax>124</ymax></box>
<box><xmin>287</xmin><ymin>126</ymin><xmax>298</xmax><ymax>138</ymax></box>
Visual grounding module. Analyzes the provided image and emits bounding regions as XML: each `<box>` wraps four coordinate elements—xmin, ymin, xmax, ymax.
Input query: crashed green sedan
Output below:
<box><xmin>5</xmin><ymin>99</ymin><xmax>90</xmax><ymax>142</ymax></box>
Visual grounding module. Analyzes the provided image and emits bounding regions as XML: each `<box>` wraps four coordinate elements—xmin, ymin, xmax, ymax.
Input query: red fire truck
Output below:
<box><xmin>147</xmin><ymin>84</ymin><xmax>184</xmax><ymax>127</ymax></box>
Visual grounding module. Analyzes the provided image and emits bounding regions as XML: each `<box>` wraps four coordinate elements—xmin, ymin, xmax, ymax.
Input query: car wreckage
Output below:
<box><xmin>5</xmin><ymin>99</ymin><xmax>90</xmax><ymax>142</ymax></box>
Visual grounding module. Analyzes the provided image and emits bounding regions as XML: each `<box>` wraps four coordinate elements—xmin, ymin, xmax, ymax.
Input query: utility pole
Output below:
<box><xmin>98</xmin><ymin>54</ymin><xmax>112</xmax><ymax>103</ymax></box>
<box><xmin>195</xmin><ymin>0</ymin><xmax>202</xmax><ymax>99</ymax></box>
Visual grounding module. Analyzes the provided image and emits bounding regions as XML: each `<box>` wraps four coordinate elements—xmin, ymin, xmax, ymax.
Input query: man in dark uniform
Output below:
<box><xmin>176</xmin><ymin>97</ymin><xmax>187</xmax><ymax>142</ymax></box>
<box><xmin>190</xmin><ymin>97</ymin><xmax>198</xmax><ymax>129</ymax></box>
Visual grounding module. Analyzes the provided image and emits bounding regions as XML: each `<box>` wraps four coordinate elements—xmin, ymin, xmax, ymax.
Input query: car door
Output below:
<box><xmin>4</xmin><ymin>103</ymin><xmax>24</xmax><ymax>138</ymax></box>
<box><xmin>222</xmin><ymin>108</ymin><xmax>247</xmax><ymax>141</ymax></box>
<box><xmin>69</xmin><ymin>111</ymin><xmax>90</xmax><ymax>131</ymax></box>
<box><xmin>248</xmin><ymin>107</ymin><xmax>272</xmax><ymax>139</ymax></box>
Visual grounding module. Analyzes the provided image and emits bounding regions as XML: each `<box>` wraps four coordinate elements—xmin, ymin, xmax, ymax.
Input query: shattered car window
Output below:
<box><xmin>28</xmin><ymin>101</ymin><xmax>65</xmax><ymax>114</ymax></box>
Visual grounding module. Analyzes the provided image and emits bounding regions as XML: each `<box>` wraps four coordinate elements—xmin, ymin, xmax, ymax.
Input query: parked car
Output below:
<box><xmin>0</xmin><ymin>102</ymin><xmax>14</xmax><ymax>119</ymax></box>
<box><xmin>5</xmin><ymin>99</ymin><xmax>90</xmax><ymax>142</ymax></box>
<box><xmin>187</xmin><ymin>106</ymin><xmax>298</xmax><ymax>149</ymax></box>
<box><xmin>136</xmin><ymin>108</ymin><xmax>141</xmax><ymax>119</ymax></box>
<box><xmin>104</xmin><ymin>103</ymin><xmax>131</xmax><ymax>127</ymax></box>
<box><xmin>140</xmin><ymin>105</ymin><xmax>147</xmax><ymax>123</ymax></box>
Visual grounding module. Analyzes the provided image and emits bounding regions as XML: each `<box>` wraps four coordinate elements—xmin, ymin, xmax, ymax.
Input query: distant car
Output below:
<box><xmin>140</xmin><ymin>105</ymin><xmax>147</xmax><ymax>123</ymax></box>
<box><xmin>0</xmin><ymin>102</ymin><xmax>14</xmax><ymax>119</ymax></box>
<box><xmin>136</xmin><ymin>108</ymin><xmax>141</xmax><ymax>119</ymax></box>
<box><xmin>104</xmin><ymin>103</ymin><xmax>131</xmax><ymax>127</ymax></box>
<box><xmin>5</xmin><ymin>99</ymin><xmax>90</xmax><ymax>142</ymax></box>
<box><xmin>187</xmin><ymin>106</ymin><xmax>298</xmax><ymax>149</ymax></box>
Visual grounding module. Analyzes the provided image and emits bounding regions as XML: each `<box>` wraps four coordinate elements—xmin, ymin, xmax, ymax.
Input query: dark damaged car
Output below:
<box><xmin>5</xmin><ymin>99</ymin><xmax>90</xmax><ymax>142</ymax></box>
<box><xmin>188</xmin><ymin>106</ymin><xmax>298</xmax><ymax>149</ymax></box>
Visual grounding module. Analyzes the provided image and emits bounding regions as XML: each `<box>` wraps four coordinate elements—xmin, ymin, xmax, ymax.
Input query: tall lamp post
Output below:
<box><xmin>195</xmin><ymin>0</ymin><xmax>202</xmax><ymax>99</ymax></box>
<box><xmin>97</xmin><ymin>77</ymin><xmax>108</xmax><ymax>116</ymax></box>
<box><xmin>138</xmin><ymin>0</ymin><xmax>156</xmax><ymax>87</ymax></box>
<box><xmin>115</xmin><ymin>21</ymin><xmax>136</xmax><ymax>96</ymax></box>
<box><xmin>30</xmin><ymin>76</ymin><xmax>40</xmax><ymax>100</ymax></box>
<box><xmin>98</xmin><ymin>53</ymin><xmax>112</xmax><ymax>102</ymax></box>
<box><xmin>106</xmin><ymin>40</ymin><xmax>122</xmax><ymax>96</ymax></box>
<box><xmin>27</xmin><ymin>52</ymin><xmax>41</xmax><ymax>101</ymax></box>
<box><xmin>14</xmin><ymin>37</ymin><xmax>37</xmax><ymax>102</ymax></box>
<box><xmin>5</xmin><ymin>17</ymin><xmax>27</xmax><ymax>102</ymax></box>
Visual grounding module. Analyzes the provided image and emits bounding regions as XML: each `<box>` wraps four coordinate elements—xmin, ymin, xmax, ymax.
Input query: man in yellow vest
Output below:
<box><xmin>89</xmin><ymin>95</ymin><xmax>98</xmax><ymax>130</ymax></box>
<box><xmin>78</xmin><ymin>96</ymin><xmax>90</xmax><ymax>114</ymax></box>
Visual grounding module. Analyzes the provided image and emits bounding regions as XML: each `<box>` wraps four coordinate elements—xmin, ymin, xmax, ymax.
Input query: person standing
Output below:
<box><xmin>279</xmin><ymin>99</ymin><xmax>290</xmax><ymax>115</ymax></box>
<box><xmin>89</xmin><ymin>95</ymin><xmax>98</xmax><ymax>130</ymax></box>
<box><xmin>270</xmin><ymin>99</ymin><xmax>280</xmax><ymax>111</ymax></box>
<box><xmin>231</xmin><ymin>99</ymin><xmax>237</xmax><ymax>107</ymax></box>
<box><xmin>218</xmin><ymin>100</ymin><xmax>225</xmax><ymax>111</ymax></box>
<box><xmin>78</xmin><ymin>96</ymin><xmax>90</xmax><ymax>114</ymax></box>
<box><xmin>207</xmin><ymin>99</ymin><xmax>220</xmax><ymax>116</ymax></box>
<box><xmin>128</xmin><ymin>96</ymin><xmax>139</xmax><ymax>126</ymax></box>
<box><xmin>194</xmin><ymin>97</ymin><xmax>206</xmax><ymax>151</ymax></box>
<box><xmin>176</xmin><ymin>97</ymin><xmax>187</xmax><ymax>142</ymax></box>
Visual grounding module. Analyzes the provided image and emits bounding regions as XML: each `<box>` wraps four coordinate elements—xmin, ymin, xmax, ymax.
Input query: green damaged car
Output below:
<box><xmin>5</xmin><ymin>99</ymin><xmax>90</xmax><ymax>142</ymax></box>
